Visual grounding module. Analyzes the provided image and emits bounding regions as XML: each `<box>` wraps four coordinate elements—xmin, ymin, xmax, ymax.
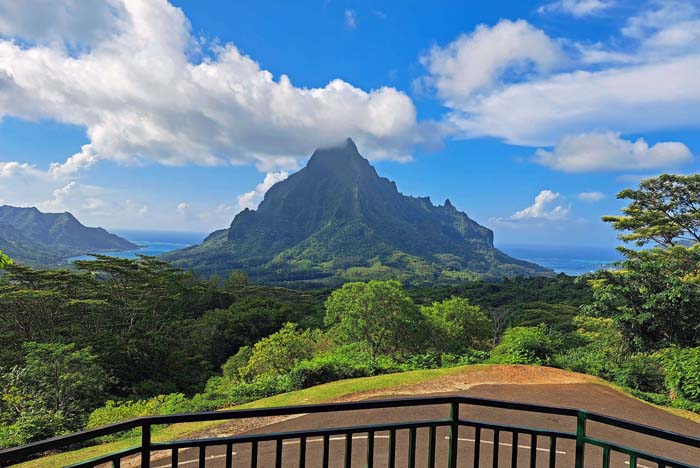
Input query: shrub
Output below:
<box><xmin>490</xmin><ymin>325</ymin><xmax>556</xmax><ymax>365</ymax></box>
<box><xmin>398</xmin><ymin>353</ymin><xmax>441</xmax><ymax>371</ymax></box>
<box><xmin>0</xmin><ymin>411</ymin><xmax>65</xmax><ymax>448</ymax></box>
<box><xmin>289</xmin><ymin>353</ymin><xmax>374</xmax><ymax>389</ymax></box>
<box><xmin>660</xmin><ymin>347</ymin><xmax>700</xmax><ymax>402</ymax></box>
<box><xmin>614</xmin><ymin>354</ymin><xmax>665</xmax><ymax>393</ymax></box>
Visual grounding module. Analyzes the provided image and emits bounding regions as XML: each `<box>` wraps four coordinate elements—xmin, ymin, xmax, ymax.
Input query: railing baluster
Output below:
<box><xmin>408</xmin><ymin>427</ymin><xmax>417</xmax><ymax>468</ymax></box>
<box><xmin>428</xmin><ymin>425</ymin><xmax>436</xmax><ymax>468</ymax></box>
<box><xmin>345</xmin><ymin>432</ymin><xmax>352</xmax><ymax>468</ymax></box>
<box><xmin>575</xmin><ymin>411</ymin><xmax>587</xmax><ymax>468</ymax></box>
<box><xmin>388</xmin><ymin>429</ymin><xmax>396</xmax><ymax>468</ymax></box>
<box><xmin>198</xmin><ymin>446</ymin><xmax>205</xmax><ymax>468</ymax></box>
<box><xmin>511</xmin><ymin>432</ymin><xmax>519</xmax><ymax>467</ymax></box>
<box><xmin>629</xmin><ymin>454</ymin><xmax>637</xmax><ymax>468</ymax></box>
<box><xmin>602</xmin><ymin>446</ymin><xmax>610</xmax><ymax>468</ymax></box>
<box><xmin>225</xmin><ymin>442</ymin><xmax>232</xmax><ymax>468</ymax></box>
<box><xmin>366</xmin><ymin>430</ymin><xmax>375</xmax><ymax>468</ymax></box>
<box><xmin>113</xmin><ymin>457</ymin><xmax>121</xmax><ymax>468</ymax></box>
<box><xmin>322</xmin><ymin>434</ymin><xmax>330</xmax><ymax>468</ymax></box>
<box><xmin>299</xmin><ymin>436</ymin><xmax>307</xmax><ymax>468</ymax></box>
<box><xmin>473</xmin><ymin>426</ymin><xmax>481</xmax><ymax>468</ymax></box>
<box><xmin>171</xmin><ymin>447</ymin><xmax>178</xmax><ymax>468</ymax></box>
<box><xmin>275</xmin><ymin>439</ymin><xmax>283</xmax><ymax>468</ymax></box>
<box><xmin>251</xmin><ymin>440</ymin><xmax>258</xmax><ymax>468</ymax></box>
<box><xmin>549</xmin><ymin>436</ymin><xmax>556</xmax><ymax>468</ymax></box>
<box><xmin>448</xmin><ymin>401</ymin><xmax>460</xmax><ymax>468</ymax></box>
<box><xmin>530</xmin><ymin>434</ymin><xmax>537</xmax><ymax>467</ymax></box>
<box><xmin>141</xmin><ymin>423</ymin><xmax>151</xmax><ymax>468</ymax></box>
<box><xmin>493</xmin><ymin>429</ymin><xmax>500</xmax><ymax>468</ymax></box>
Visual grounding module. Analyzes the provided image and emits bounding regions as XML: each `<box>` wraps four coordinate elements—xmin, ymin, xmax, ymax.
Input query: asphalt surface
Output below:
<box><xmin>142</xmin><ymin>384</ymin><xmax>700</xmax><ymax>468</ymax></box>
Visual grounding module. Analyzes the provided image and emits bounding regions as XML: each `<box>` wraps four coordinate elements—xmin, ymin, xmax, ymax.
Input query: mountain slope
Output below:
<box><xmin>166</xmin><ymin>139</ymin><xmax>551</xmax><ymax>285</ymax></box>
<box><xmin>0</xmin><ymin>206</ymin><xmax>137</xmax><ymax>265</ymax></box>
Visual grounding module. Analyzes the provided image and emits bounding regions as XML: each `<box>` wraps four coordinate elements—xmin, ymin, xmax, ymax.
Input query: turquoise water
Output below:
<box><xmin>70</xmin><ymin>230</ymin><xmax>622</xmax><ymax>277</ymax></box>
<box><xmin>67</xmin><ymin>230</ymin><xmax>208</xmax><ymax>262</ymax></box>
<box><xmin>497</xmin><ymin>243</ymin><xmax>622</xmax><ymax>276</ymax></box>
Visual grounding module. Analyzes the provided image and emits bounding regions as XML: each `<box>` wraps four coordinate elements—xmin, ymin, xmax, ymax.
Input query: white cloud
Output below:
<box><xmin>535</xmin><ymin>131</ymin><xmax>692</xmax><ymax>172</ymax></box>
<box><xmin>0</xmin><ymin>0</ymin><xmax>425</xmax><ymax>179</ymax></box>
<box><xmin>578</xmin><ymin>191</ymin><xmax>605</xmax><ymax>202</ymax></box>
<box><xmin>0</xmin><ymin>0</ymin><xmax>126</xmax><ymax>47</ymax></box>
<box><xmin>419</xmin><ymin>20</ymin><xmax>563</xmax><ymax>104</ymax></box>
<box><xmin>421</xmin><ymin>9</ymin><xmax>700</xmax><ymax>148</ymax></box>
<box><xmin>511</xmin><ymin>190</ymin><xmax>570</xmax><ymax>221</ymax></box>
<box><xmin>344</xmin><ymin>9</ymin><xmax>357</xmax><ymax>29</ymax></box>
<box><xmin>538</xmin><ymin>0</ymin><xmax>614</xmax><ymax>17</ymax></box>
<box><xmin>237</xmin><ymin>171</ymin><xmax>289</xmax><ymax>211</ymax></box>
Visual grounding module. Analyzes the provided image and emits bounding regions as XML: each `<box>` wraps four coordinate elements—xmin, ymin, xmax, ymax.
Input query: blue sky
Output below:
<box><xmin>0</xmin><ymin>0</ymin><xmax>698</xmax><ymax>247</ymax></box>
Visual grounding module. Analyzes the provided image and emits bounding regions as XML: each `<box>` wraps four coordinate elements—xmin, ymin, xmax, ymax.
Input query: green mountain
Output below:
<box><xmin>0</xmin><ymin>205</ymin><xmax>137</xmax><ymax>266</ymax></box>
<box><xmin>166</xmin><ymin>139</ymin><xmax>552</xmax><ymax>285</ymax></box>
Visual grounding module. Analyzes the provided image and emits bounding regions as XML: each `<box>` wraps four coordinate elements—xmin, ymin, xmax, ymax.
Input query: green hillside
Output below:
<box><xmin>0</xmin><ymin>205</ymin><xmax>137</xmax><ymax>266</ymax></box>
<box><xmin>166</xmin><ymin>139</ymin><xmax>551</xmax><ymax>285</ymax></box>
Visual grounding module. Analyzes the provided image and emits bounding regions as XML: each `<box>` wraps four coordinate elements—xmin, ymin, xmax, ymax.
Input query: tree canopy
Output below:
<box><xmin>603</xmin><ymin>174</ymin><xmax>700</xmax><ymax>248</ymax></box>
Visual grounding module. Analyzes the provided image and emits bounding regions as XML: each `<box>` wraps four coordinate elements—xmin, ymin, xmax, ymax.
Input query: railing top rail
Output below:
<box><xmin>585</xmin><ymin>410</ymin><xmax>700</xmax><ymax>448</ymax></box>
<box><xmin>2</xmin><ymin>394</ymin><xmax>700</xmax><ymax>463</ymax></box>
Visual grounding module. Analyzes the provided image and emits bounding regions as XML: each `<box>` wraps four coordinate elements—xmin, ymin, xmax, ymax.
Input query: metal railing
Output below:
<box><xmin>1</xmin><ymin>395</ymin><xmax>699</xmax><ymax>467</ymax></box>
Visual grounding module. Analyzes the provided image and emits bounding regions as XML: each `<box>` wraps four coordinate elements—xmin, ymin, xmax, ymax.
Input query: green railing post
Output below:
<box><xmin>448</xmin><ymin>401</ymin><xmax>459</xmax><ymax>468</ymax></box>
<box><xmin>141</xmin><ymin>423</ymin><xmax>151</xmax><ymax>468</ymax></box>
<box><xmin>574</xmin><ymin>410</ymin><xmax>587</xmax><ymax>468</ymax></box>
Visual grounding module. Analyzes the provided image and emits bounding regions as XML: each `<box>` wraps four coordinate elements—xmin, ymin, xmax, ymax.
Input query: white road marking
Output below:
<box><xmin>624</xmin><ymin>461</ymin><xmax>654</xmax><ymax>468</ymax></box>
<box><xmin>152</xmin><ymin>450</ymin><xmax>236</xmax><ymax>468</ymax></box>
<box><xmin>282</xmin><ymin>434</ymin><xmax>391</xmax><ymax>445</ymax></box>
<box><xmin>444</xmin><ymin>436</ymin><xmax>567</xmax><ymax>455</ymax></box>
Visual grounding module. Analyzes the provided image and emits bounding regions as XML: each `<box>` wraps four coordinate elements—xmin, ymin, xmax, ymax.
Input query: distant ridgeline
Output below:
<box><xmin>0</xmin><ymin>205</ymin><xmax>137</xmax><ymax>266</ymax></box>
<box><xmin>165</xmin><ymin>139</ymin><xmax>552</xmax><ymax>286</ymax></box>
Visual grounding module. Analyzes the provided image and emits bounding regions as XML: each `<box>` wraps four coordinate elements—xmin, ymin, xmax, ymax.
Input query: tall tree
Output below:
<box><xmin>603</xmin><ymin>174</ymin><xmax>700</xmax><ymax>248</ymax></box>
<box><xmin>324</xmin><ymin>280</ymin><xmax>426</xmax><ymax>358</ymax></box>
<box><xmin>590</xmin><ymin>174</ymin><xmax>700</xmax><ymax>350</ymax></box>
<box><xmin>421</xmin><ymin>297</ymin><xmax>492</xmax><ymax>353</ymax></box>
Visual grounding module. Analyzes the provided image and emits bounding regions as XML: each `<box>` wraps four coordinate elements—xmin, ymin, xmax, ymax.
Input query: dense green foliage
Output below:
<box><xmin>7</xmin><ymin>173</ymin><xmax>700</xmax><ymax>451</ymax></box>
<box><xmin>165</xmin><ymin>139</ymin><xmax>550</xmax><ymax>285</ymax></box>
<box><xmin>0</xmin><ymin>205</ymin><xmax>136</xmax><ymax>266</ymax></box>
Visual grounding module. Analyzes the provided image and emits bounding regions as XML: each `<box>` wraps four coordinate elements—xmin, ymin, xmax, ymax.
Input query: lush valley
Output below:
<box><xmin>0</xmin><ymin>206</ymin><xmax>136</xmax><ymax>266</ymax></box>
<box><xmin>165</xmin><ymin>139</ymin><xmax>551</xmax><ymax>285</ymax></box>
<box><xmin>3</xmin><ymin>173</ymin><xmax>700</xmax><ymax>457</ymax></box>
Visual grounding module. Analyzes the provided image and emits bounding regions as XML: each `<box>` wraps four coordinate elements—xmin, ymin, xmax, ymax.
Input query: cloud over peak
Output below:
<box><xmin>0</xmin><ymin>0</ymin><xmax>424</xmax><ymax>178</ymax></box>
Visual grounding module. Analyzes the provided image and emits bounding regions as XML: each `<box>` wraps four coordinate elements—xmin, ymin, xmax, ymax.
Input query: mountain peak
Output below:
<box><xmin>306</xmin><ymin>137</ymin><xmax>370</xmax><ymax>174</ymax></box>
<box><xmin>167</xmin><ymin>142</ymin><xmax>551</xmax><ymax>284</ymax></box>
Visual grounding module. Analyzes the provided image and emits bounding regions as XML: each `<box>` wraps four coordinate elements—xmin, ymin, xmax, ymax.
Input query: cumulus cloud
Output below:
<box><xmin>344</xmin><ymin>9</ymin><xmax>357</xmax><ymax>29</ymax></box>
<box><xmin>578</xmin><ymin>191</ymin><xmax>605</xmax><ymax>202</ymax></box>
<box><xmin>538</xmin><ymin>0</ymin><xmax>614</xmax><ymax>17</ymax></box>
<box><xmin>0</xmin><ymin>0</ymin><xmax>126</xmax><ymax>47</ymax></box>
<box><xmin>0</xmin><ymin>0</ymin><xmax>425</xmax><ymax>179</ymax></box>
<box><xmin>237</xmin><ymin>171</ymin><xmax>289</xmax><ymax>211</ymax></box>
<box><xmin>535</xmin><ymin>131</ymin><xmax>692</xmax><ymax>172</ymax></box>
<box><xmin>418</xmin><ymin>20</ymin><xmax>563</xmax><ymax>104</ymax></box>
<box><xmin>510</xmin><ymin>190</ymin><xmax>570</xmax><ymax>221</ymax></box>
<box><xmin>421</xmin><ymin>8</ymin><xmax>700</xmax><ymax>148</ymax></box>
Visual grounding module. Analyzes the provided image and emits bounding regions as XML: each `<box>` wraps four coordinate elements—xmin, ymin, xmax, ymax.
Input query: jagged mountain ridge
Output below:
<box><xmin>165</xmin><ymin>139</ymin><xmax>551</xmax><ymax>285</ymax></box>
<box><xmin>0</xmin><ymin>205</ymin><xmax>137</xmax><ymax>265</ymax></box>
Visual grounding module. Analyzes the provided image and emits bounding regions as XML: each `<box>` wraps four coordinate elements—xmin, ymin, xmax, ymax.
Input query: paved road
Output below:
<box><xmin>143</xmin><ymin>384</ymin><xmax>700</xmax><ymax>468</ymax></box>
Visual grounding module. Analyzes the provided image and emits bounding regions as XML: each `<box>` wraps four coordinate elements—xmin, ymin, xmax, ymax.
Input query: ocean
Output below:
<box><xmin>497</xmin><ymin>243</ymin><xmax>622</xmax><ymax>276</ymax></box>
<box><xmin>70</xmin><ymin>230</ymin><xmax>622</xmax><ymax>276</ymax></box>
